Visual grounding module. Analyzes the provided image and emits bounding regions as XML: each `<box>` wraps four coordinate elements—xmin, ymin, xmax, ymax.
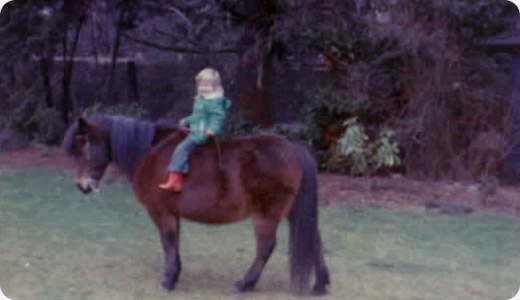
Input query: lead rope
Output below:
<box><xmin>212</xmin><ymin>135</ymin><xmax>223</xmax><ymax>170</ymax></box>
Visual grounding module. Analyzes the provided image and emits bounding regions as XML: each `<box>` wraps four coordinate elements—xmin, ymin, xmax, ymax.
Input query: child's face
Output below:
<box><xmin>197</xmin><ymin>80</ymin><xmax>216</xmax><ymax>96</ymax></box>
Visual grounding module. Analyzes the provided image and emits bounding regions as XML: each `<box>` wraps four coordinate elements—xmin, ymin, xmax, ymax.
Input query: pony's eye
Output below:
<box><xmin>69</xmin><ymin>147</ymin><xmax>83</xmax><ymax>158</ymax></box>
<box><xmin>69</xmin><ymin>135</ymin><xmax>89</xmax><ymax>157</ymax></box>
<box><xmin>75</xmin><ymin>135</ymin><xmax>88</xmax><ymax>144</ymax></box>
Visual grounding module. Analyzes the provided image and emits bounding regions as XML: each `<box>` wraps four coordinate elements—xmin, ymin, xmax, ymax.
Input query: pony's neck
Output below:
<box><xmin>108</xmin><ymin>116</ymin><xmax>156</xmax><ymax>179</ymax></box>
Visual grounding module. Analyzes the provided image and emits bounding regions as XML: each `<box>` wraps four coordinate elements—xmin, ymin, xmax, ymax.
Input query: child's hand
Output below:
<box><xmin>205</xmin><ymin>130</ymin><xmax>215</xmax><ymax>136</ymax></box>
<box><xmin>179</xmin><ymin>119</ymin><xmax>188</xmax><ymax>129</ymax></box>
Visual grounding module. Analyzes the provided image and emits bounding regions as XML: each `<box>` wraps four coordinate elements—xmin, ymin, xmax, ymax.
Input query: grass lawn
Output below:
<box><xmin>0</xmin><ymin>169</ymin><xmax>519</xmax><ymax>300</ymax></box>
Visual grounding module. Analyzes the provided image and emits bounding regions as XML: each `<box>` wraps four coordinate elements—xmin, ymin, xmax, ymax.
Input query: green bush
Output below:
<box><xmin>35</xmin><ymin>107</ymin><xmax>66</xmax><ymax>144</ymax></box>
<box><xmin>0</xmin><ymin>83</ymin><xmax>65</xmax><ymax>145</ymax></box>
<box><xmin>221</xmin><ymin>122</ymin><xmax>312</xmax><ymax>147</ymax></box>
<box><xmin>82</xmin><ymin>102</ymin><xmax>150</xmax><ymax>118</ymax></box>
<box><xmin>326</xmin><ymin>117</ymin><xmax>401</xmax><ymax>175</ymax></box>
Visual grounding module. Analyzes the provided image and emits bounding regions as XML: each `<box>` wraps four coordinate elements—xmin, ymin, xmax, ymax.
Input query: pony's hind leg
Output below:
<box><xmin>312</xmin><ymin>230</ymin><xmax>330</xmax><ymax>296</ymax></box>
<box><xmin>233</xmin><ymin>216</ymin><xmax>279</xmax><ymax>293</ymax></box>
<box><xmin>154</xmin><ymin>216</ymin><xmax>182</xmax><ymax>291</ymax></box>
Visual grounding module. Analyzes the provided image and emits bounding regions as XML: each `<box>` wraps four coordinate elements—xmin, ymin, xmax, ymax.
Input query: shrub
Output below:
<box><xmin>325</xmin><ymin>117</ymin><xmax>401</xmax><ymax>175</ymax></box>
<box><xmin>82</xmin><ymin>102</ymin><xmax>150</xmax><ymax>118</ymax></box>
<box><xmin>221</xmin><ymin>122</ymin><xmax>313</xmax><ymax>147</ymax></box>
<box><xmin>35</xmin><ymin>107</ymin><xmax>66</xmax><ymax>144</ymax></box>
<box><xmin>0</xmin><ymin>82</ymin><xmax>65</xmax><ymax>146</ymax></box>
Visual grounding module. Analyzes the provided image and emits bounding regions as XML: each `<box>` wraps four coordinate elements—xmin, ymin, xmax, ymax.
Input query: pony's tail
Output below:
<box><xmin>290</xmin><ymin>147</ymin><xmax>319</xmax><ymax>295</ymax></box>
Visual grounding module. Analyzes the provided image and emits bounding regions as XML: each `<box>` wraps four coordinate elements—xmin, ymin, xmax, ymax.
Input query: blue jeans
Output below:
<box><xmin>167</xmin><ymin>137</ymin><xmax>199</xmax><ymax>174</ymax></box>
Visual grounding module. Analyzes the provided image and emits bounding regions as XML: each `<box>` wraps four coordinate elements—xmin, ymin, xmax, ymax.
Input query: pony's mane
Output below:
<box><xmin>110</xmin><ymin>116</ymin><xmax>156</xmax><ymax>177</ymax></box>
<box><xmin>62</xmin><ymin>115</ymin><xmax>156</xmax><ymax>178</ymax></box>
<box><xmin>62</xmin><ymin>115</ymin><xmax>112</xmax><ymax>155</ymax></box>
<box><xmin>61</xmin><ymin>121</ymin><xmax>78</xmax><ymax>155</ymax></box>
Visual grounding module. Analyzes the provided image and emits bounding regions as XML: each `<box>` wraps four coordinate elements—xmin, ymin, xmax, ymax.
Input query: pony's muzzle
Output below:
<box><xmin>76</xmin><ymin>177</ymin><xmax>99</xmax><ymax>194</ymax></box>
<box><xmin>76</xmin><ymin>182</ymin><xmax>93</xmax><ymax>194</ymax></box>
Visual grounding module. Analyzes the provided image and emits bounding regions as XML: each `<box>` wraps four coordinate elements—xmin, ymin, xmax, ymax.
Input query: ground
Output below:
<box><xmin>1</xmin><ymin>146</ymin><xmax>519</xmax><ymax>218</ymax></box>
<box><xmin>0</xmin><ymin>147</ymin><xmax>519</xmax><ymax>300</ymax></box>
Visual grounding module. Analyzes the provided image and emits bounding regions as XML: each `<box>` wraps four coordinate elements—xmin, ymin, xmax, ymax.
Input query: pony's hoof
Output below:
<box><xmin>231</xmin><ymin>280</ymin><xmax>253</xmax><ymax>293</ymax></box>
<box><xmin>157</xmin><ymin>284</ymin><xmax>171</xmax><ymax>293</ymax></box>
<box><xmin>311</xmin><ymin>285</ymin><xmax>328</xmax><ymax>297</ymax></box>
<box><xmin>161</xmin><ymin>279</ymin><xmax>176</xmax><ymax>291</ymax></box>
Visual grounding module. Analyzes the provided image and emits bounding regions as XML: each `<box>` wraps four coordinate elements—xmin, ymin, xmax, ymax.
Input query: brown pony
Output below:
<box><xmin>62</xmin><ymin>115</ymin><xmax>330</xmax><ymax>296</ymax></box>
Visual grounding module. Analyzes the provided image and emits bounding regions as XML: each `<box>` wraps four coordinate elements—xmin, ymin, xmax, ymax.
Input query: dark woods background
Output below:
<box><xmin>0</xmin><ymin>0</ymin><xmax>518</xmax><ymax>181</ymax></box>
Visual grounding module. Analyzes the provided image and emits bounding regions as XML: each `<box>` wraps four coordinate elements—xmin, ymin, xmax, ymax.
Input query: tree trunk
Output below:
<box><xmin>8</xmin><ymin>62</ymin><xmax>16</xmax><ymax>85</ymax></box>
<box><xmin>235</xmin><ymin>0</ymin><xmax>276</xmax><ymax>126</ymax></box>
<box><xmin>126</xmin><ymin>61</ymin><xmax>139</xmax><ymax>103</ymax></box>
<box><xmin>108</xmin><ymin>5</ymin><xmax>126</xmax><ymax>104</ymax></box>
<box><xmin>505</xmin><ymin>54</ymin><xmax>520</xmax><ymax>180</ymax></box>
<box><xmin>40</xmin><ymin>56</ymin><xmax>54</xmax><ymax>108</ymax></box>
<box><xmin>61</xmin><ymin>19</ymin><xmax>71</xmax><ymax>125</ymax></box>
<box><xmin>61</xmin><ymin>12</ymin><xmax>86</xmax><ymax>124</ymax></box>
<box><xmin>237</xmin><ymin>49</ymin><xmax>274</xmax><ymax>125</ymax></box>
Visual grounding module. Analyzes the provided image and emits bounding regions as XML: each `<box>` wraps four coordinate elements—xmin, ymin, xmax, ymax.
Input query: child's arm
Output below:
<box><xmin>181</xmin><ymin>115</ymin><xmax>193</xmax><ymax>126</ymax></box>
<box><xmin>182</xmin><ymin>99</ymin><xmax>202</xmax><ymax>127</ymax></box>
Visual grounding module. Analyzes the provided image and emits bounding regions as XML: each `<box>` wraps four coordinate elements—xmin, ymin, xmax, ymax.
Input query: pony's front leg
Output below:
<box><xmin>155</xmin><ymin>216</ymin><xmax>182</xmax><ymax>291</ymax></box>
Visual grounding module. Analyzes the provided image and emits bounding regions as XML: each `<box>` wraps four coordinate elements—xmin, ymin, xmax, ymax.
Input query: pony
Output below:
<box><xmin>62</xmin><ymin>115</ymin><xmax>330</xmax><ymax>296</ymax></box>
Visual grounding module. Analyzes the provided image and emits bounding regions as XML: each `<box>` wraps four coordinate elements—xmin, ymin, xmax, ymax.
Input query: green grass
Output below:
<box><xmin>0</xmin><ymin>169</ymin><xmax>519</xmax><ymax>300</ymax></box>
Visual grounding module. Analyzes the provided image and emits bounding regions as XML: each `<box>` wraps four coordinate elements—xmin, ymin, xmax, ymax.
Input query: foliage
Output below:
<box><xmin>373</xmin><ymin>130</ymin><xmax>401</xmax><ymax>169</ymax></box>
<box><xmin>299</xmin><ymin>0</ymin><xmax>515</xmax><ymax>179</ymax></box>
<box><xmin>221</xmin><ymin>122</ymin><xmax>313</xmax><ymax>148</ymax></box>
<box><xmin>82</xmin><ymin>102</ymin><xmax>150</xmax><ymax>118</ymax></box>
<box><xmin>0</xmin><ymin>0</ymin><xmax>64</xmax><ymax>60</ymax></box>
<box><xmin>36</xmin><ymin>143</ymin><xmax>57</xmax><ymax>157</ymax></box>
<box><xmin>334</xmin><ymin>118</ymin><xmax>370</xmax><ymax>174</ymax></box>
<box><xmin>0</xmin><ymin>83</ymin><xmax>38</xmax><ymax>135</ymax></box>
<box><xmin>0</xmin><ymin>0</ymin><xmax>516</xmax><ymax>179</ymax></box>
<box><xmin>0</xmin><ymin>81</ymin><xmax>65</xmax><ymax>145</ymax></box>
<box><xmin>325</xmin><ymin>117</ymin><xmax>401</xmax><ymax>175</ymax></box>
<box><xmin>34</xmin><ymin>107</ymin><xmax>66</xmax><ymax>144</ymax></box>
<box><xmin>478</xmin><ymin>176</ymin><xmax>499</xmax><ymax>196</ymax></box>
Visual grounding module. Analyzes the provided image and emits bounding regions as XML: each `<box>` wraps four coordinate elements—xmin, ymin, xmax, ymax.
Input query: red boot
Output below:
<box><xmin>159</xmin><ymin>172</ymin><xmax>182</xmax><ymax>192</ymax></box>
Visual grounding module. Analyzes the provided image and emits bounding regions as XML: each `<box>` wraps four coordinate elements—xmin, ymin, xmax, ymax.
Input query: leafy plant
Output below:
<box><xmin>82</xmin><ymin>102</ymin><xmax>150</xmax><ymax>118</ymax></box>
<box><xmin>0</xmin><ymin>83</ymin><xmax>62</xmax><ymax>145</ymax></box>
<box><xmin>222</xmin><ymin>122</ymin><xmax>312</xmax><ymax>147</ymax></box>
<box><xmin>373</xmin><ymin>130</ymin><xmax>401</xmax><ymax>169</ymax></box>
<box><xmin>35</xmin><ymin>107</ymin><xmax>66</xmax><ymax>144</ymax></box>
<box><xmin>327</xmin><ymin>117</ymin><xmax>401</xmax><ymax>175</ymax></box>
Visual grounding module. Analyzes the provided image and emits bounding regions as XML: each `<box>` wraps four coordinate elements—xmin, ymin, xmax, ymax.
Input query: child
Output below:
<box><xmin>159</xmin><ymin>68</ymin><xmax>231</xmax><ymax>192</ymax></box>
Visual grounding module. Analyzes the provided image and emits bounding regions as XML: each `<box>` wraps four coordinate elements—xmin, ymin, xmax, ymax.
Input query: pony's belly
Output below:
<box><xmin>181</xmin><ymin>213</ymin><xmax>249</xmax><ymax>225</ymax></box>
<box><xmin>178</xmin><ymin>191</ymin><xmax>250</xmax><ymax>224</ymax></box>
<box><xmin>180</xmin><ymin>205</ymin><xmax>249</xmax><ymax>224</ymax></box>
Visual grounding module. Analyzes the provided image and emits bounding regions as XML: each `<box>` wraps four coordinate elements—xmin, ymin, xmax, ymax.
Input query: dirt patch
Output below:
<box><xmin>0</xmin><ymin>146</ymin><xmax>74</xmax><ymax>170</ymax></box>
<box><xmin>1</xmin><ymin>146</ymin><xmax>519</xmax><ymax>218</ymax></box>
<box><xmin>319</xmin><ymin>173</ymin><xmax>520</xmax><ymax>218</ymax></box>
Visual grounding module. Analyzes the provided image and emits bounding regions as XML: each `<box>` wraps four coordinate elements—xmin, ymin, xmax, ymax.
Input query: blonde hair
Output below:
<box><xmin>195</xmin><ymin>68</ymin><xmax>224</xmax><ymax>98</ymax></box>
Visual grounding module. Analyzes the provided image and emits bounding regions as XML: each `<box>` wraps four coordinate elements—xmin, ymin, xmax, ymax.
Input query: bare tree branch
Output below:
<box><xmin>122</xmin><ymin>33</ymin><xmax>241</xmax><ymax>54</ymax></box>
<box><xmin>213</xmin><ymin>0</ymin><xmax>247</xmax><ymax>21</ymax></box>
<box><xmin>152</xmin><ymin>27</ymin><xmax>199</xmax><ymax>47</ymax></box>
<box><xmin>214</xmin><ymin>0</ymin><xmax>323</xmax><ymax>20</ymax></box>
<box><xmin>368</xmin><ymin>47</ymin><xmax>409</xmax><ymax>67</ymax></box>
<box><xmin>193</xmin><ymin>18</ymin><xmax>212</xmax><ymax>40</ymax></box>
<box><xmin>142</xmin><ymin>1</ymin><xmax>193</xmax><ymax>30</ymax></box>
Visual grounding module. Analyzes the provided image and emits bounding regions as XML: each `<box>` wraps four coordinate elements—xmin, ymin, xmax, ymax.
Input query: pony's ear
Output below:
<box><xmin>78</xmin><ymin>118</ymin><xmax>89</xmax><ymax>135</ymax></box>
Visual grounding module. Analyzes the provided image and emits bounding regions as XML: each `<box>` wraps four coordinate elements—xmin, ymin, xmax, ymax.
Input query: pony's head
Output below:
<box><xmin>62</xmin><ymin>117</ymin><xmax>111</xmax><ymax>194</ymax></box>
<box><xmin>62</xmin><ymin>115</ymin><xmax>156</xmax><ymax>194</ymax></box>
